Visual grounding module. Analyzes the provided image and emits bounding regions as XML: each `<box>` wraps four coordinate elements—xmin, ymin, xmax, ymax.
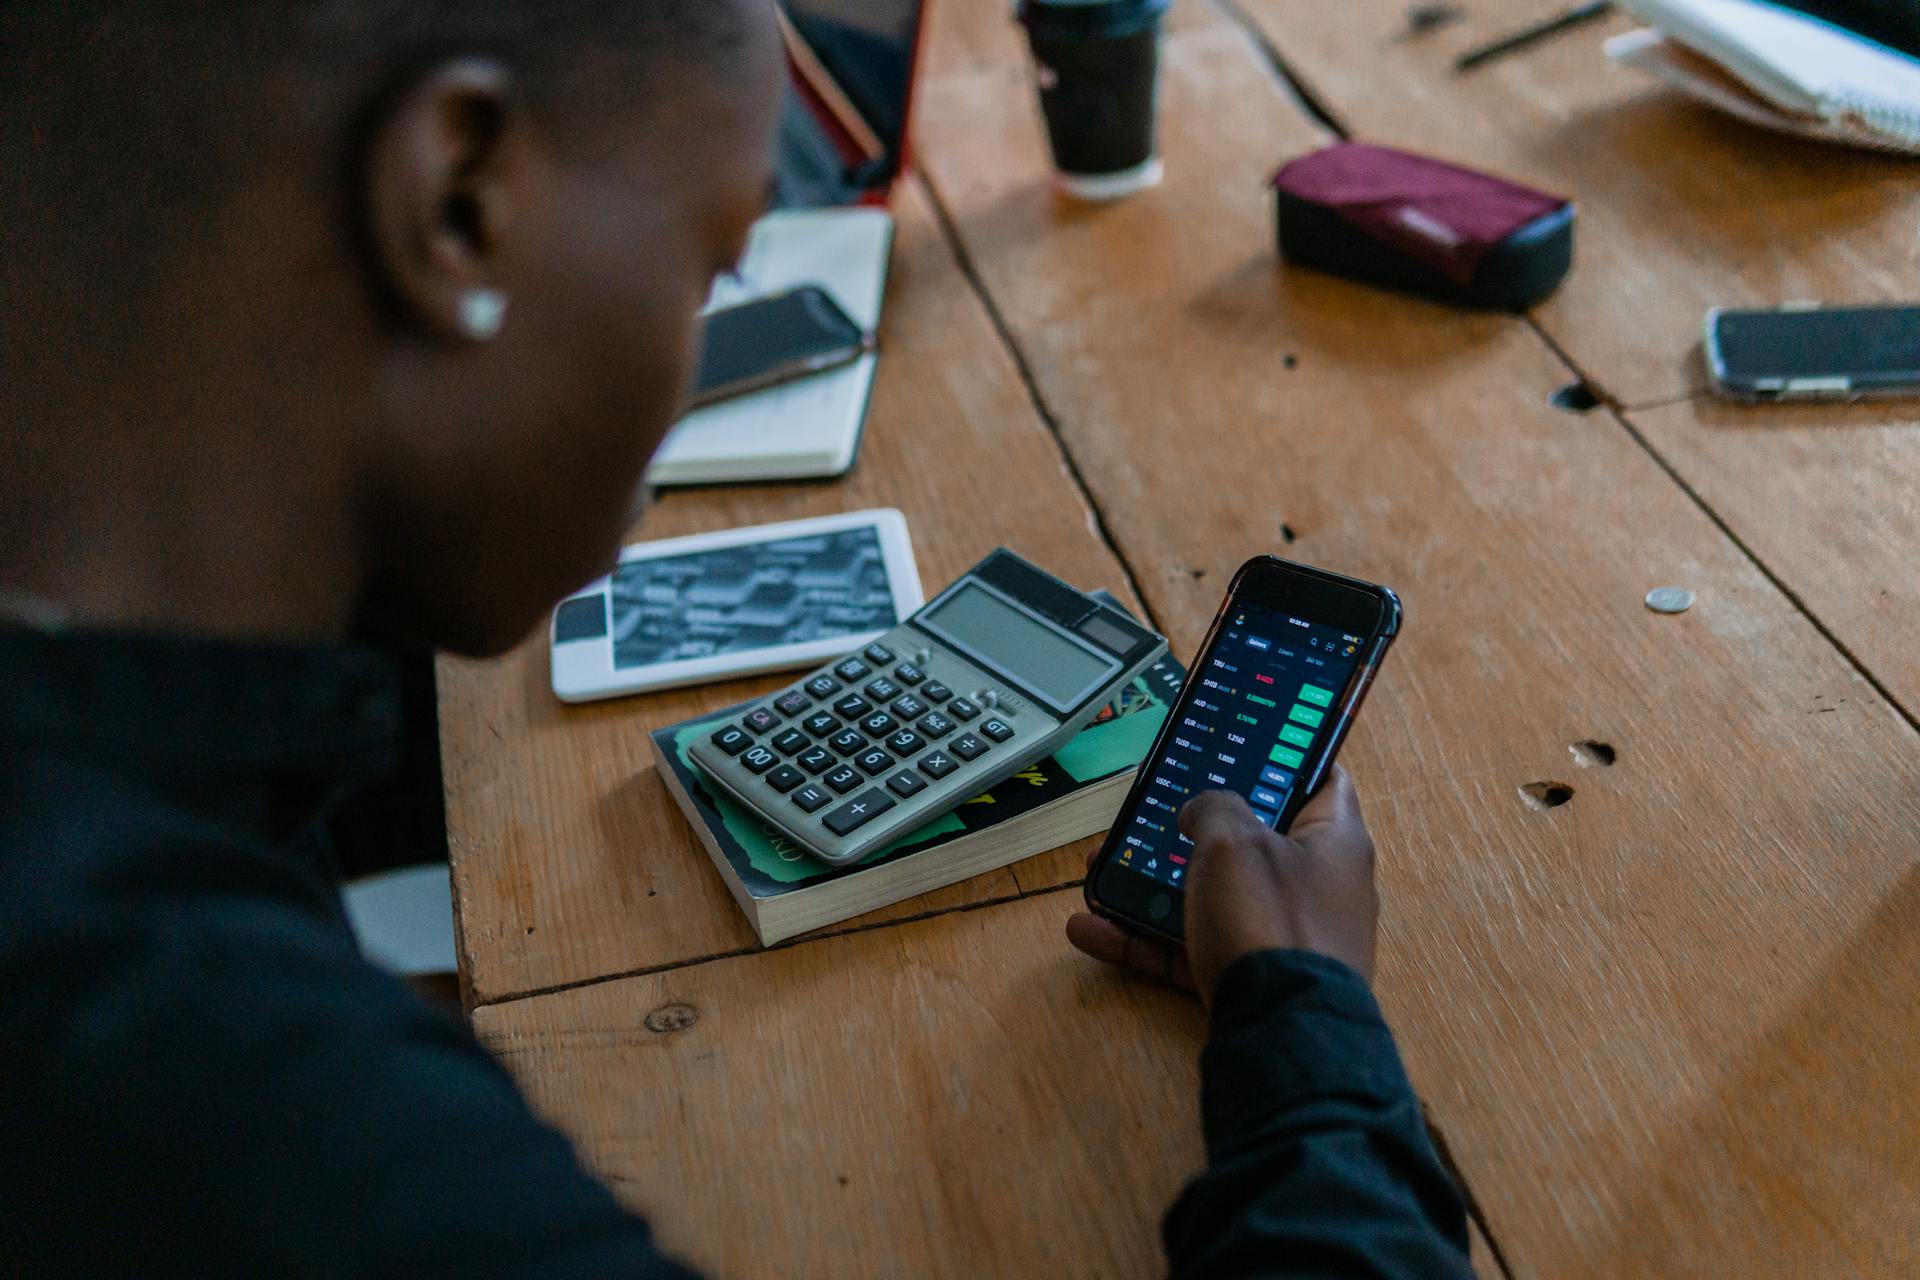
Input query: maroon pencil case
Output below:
<box><xmin>1271</xmin><ymin>141</ymin><xmax>1574</xmax><ymax>309</ymax></box>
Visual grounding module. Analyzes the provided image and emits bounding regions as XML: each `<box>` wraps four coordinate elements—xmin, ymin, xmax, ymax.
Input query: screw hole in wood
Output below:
<box><xmin>1519</xmin><ymin>781</ymin><xmax>1574</xmax><ymax>810</ymax></box>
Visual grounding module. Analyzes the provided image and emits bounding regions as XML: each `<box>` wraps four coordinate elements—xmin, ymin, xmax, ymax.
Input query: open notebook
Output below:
<box><xmin>1608</xmin><ymin>0</ymin><xmax>1920</xmax><ymax>153</ymax></box>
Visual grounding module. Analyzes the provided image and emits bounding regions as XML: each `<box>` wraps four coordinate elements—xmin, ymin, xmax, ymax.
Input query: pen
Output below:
<box><xmin>1455</xmin><ymin>0</ymin><xmax>1614</xmax><ymax>72</ymax></box>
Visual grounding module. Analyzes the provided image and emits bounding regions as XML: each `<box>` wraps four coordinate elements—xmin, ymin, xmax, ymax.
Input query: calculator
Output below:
<box><xmin>687</xmin><ymin>549</ymin><xmax>1169</xmax><ymax>866</ymax></box>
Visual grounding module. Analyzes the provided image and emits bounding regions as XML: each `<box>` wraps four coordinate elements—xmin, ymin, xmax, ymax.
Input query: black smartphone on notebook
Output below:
<box><xmin>688</xmin><ymin>286</ymin><xmax>872</xmax><ymax>411</ymax></box>
<box><xmin>1085</xmin><ymin>557</ymin><xmax>1401</xmax><ymax>943</ymax></box>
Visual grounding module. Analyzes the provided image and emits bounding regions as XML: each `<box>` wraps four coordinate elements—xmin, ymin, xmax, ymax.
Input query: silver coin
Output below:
<box><xmin>1644</xmin><ymin>587</ymin><xmax>1695</xmax><ymax>614</ymax></box>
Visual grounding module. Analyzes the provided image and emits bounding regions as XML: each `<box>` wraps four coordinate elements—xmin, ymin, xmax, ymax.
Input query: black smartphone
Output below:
<box><xmin>1705</xmin><ymin>303</ymin><xmax>1920</xmax><ymax>401</ymax></box>
<box><xmin>688</xmin><ymin>285</ymin><xmax>873</xmax><ymax>411</ymax></box>
<box><xmin>1086</xmin><ymin>557</ymin><xmax>1402</xmax><ymax>943</ymax></box>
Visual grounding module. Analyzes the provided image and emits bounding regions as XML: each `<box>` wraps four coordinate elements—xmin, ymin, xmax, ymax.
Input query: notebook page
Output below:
<box><xmin>1622</xmin><ymin>0</ymin><xmax>1920</xmax><ymax>135</ymax></box>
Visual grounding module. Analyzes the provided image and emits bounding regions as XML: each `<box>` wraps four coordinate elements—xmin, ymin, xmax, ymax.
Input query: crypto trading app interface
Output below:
<box><xmin>1116</xmin><ymin>603</ymin><xmax>1365</xmax><ymax>888</ymax></box>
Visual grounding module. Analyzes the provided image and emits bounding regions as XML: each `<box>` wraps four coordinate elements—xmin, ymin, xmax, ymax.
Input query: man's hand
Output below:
<box><xmin>1065</xmin><ymin>766</ymin><xmax>1379</xmax><ymax>1006</ymax></box>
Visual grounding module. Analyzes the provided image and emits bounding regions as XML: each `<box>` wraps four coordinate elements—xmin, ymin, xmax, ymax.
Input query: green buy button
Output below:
<box><xmin>1279</xmin><ymin>723</ymin><xmax>1315</xmax><ymax>749</ymax></box>
<box><xmin>1288</xmin><ymin>704</ymin><xmax>1325</xmax><ymax>728</ymax></box>
<box><xmin>1269</xmin><ymin>744</ymin><xmax>1305</xmax><ymax>769</ymax></box>
<box><xmin>1299</xmin><ymin>683</ymin><xmax>1335</xmax><ymax>708</ymax></box>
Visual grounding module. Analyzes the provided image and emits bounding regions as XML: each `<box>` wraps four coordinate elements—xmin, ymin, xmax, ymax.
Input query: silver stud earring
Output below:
<box><xmin>459</xmin><ymin>289</ymin><xmax>508</xmax><ymax>341</ymax></box>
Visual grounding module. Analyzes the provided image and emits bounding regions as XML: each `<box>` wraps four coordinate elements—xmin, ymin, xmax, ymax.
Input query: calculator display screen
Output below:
<box><xmin>918</xmin><ymin>583</ymin><xmax>1115</xmax><ymax>710</ymax></box>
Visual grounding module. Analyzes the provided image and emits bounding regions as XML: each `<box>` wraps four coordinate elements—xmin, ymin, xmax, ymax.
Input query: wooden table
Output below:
<box><xmin>439</xmin><ymin>3</ymin><xmax>1920</xmax><ymax>1275</ymax></box>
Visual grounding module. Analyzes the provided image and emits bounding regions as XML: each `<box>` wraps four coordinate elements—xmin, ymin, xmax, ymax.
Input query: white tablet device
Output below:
<box><xmin>549</xmin><ymin>509</ymin><xmax>922</xmax><ymax>704</ymax></box>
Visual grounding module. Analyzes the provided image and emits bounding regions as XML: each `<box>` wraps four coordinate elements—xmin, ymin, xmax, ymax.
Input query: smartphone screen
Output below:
<box><xmin>1709</xmin><ymin>305</ymin><xmax>1920</xmax><ymax>395</ymax></box>
<box><xmin>692</xmin><ymin>287</ymin><xmax>867</xmax><ymax>408</ymax></box>
<box><xmin>1088</xmin><ymin>559</ymin><xmax>1398</xmax><ymax>940</ymax></box>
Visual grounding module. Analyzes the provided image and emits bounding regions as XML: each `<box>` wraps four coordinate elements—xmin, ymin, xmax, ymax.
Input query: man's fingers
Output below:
<box><xmin>1178</xmin><ymin>788</ymin><xmax>1269</xmax><ymax>844</ymax></box>
<box><xmin>1287</xmin><ymin>764</ymin><xmax>1365</xmax><ymax>844</ymax></box>
<box><xmin>1065</xmin><ymin>913</ymin><xmax>1195</xmax><ymax>993</ymax></box>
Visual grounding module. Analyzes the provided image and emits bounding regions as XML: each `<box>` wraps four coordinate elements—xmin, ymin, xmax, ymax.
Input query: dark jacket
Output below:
<box><xmin>0</xmin><ymin>628</ymin><xmax>1472</xmax><ymax>1278</ymax></box>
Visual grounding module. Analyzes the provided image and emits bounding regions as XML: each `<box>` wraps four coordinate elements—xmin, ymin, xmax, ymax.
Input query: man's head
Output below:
<box><xmin>0</xmin><ymin>2</ymin><xmax>782</xmax><ymax>655</ymax></box>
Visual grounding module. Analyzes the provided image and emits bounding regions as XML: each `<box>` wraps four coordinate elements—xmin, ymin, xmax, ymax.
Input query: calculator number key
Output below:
<box><xmin>917</xmin><ymin>712</ymin><xmax>956</xmax><ymax>740</ymax></box>
<box><xmin>980</xmin><ymin>718</ymin><xmax>1015</xmax><ymax>743</ymax></box>
<box><xmin>890</xmin><ymin>695</ymin><xmax>929</xmax><ymax>721</ymax></box>
<box><xmin>833</xmin><ymin>657</ymin><xmax>872</xmax><ymax>683</ymax></box>
<box><xmin>803</xmin><ymin>712</ymin><xmax>843</xmax><ymax>738</ymax></box>
<box><xmin>832</xmin><ymin>694</ymin><xmax>874</xmax><ymax>720</ymax></box>
<box><xmin>919</xmin><ymin>681</ymin><xmax>953</xmax><ymax>704</ymax></box>
<box><xmin>791</xmin><ymin>783</ymin><xmax>832</xmax><ymax>813</ymax></box>
<box><xmin>828</xmin><ymin>729</ymin><xmax>869</xmax><ymax>757</ymax></box>
<box><xmin>796</xmin><ymin>746</ymin><xmax>836</xmax><ymax>775</ymax></box>
<box><xmin>918</xmin><ymin>751</ymin><xmax>958</xmax><ymax>780</ymax></box>
<box><xmin>775</xmin><ymin>690</ymin><xmax>814</xmax><ymax>718</ymax></box>
<box><xmin>860</xmin><ymin>712</ymin><xmax>898</xmax><ymax>738</ymax></box>
<box><xmin>709</xmin><ymin>726</ymin><xmax>752</xmax><ymax>756</ymax></box>
<box><xmin>886</xmin><ymin>729</ymin><xmax>927</xmax><ymax>757</ymax></box>
<box><xmin>946</xmin><ymin>697</ymin><xmax>981</xmax><ymax>722</ymax></box>
<box><xmin>771</xmin><ymin>729</ymin><xmax>811</xmax><ymax>756</ymax></box>
<box><xmin>804</xmin><ymin>675</ymin><xmax>842</xmax><ymax>699</ymax></box>
<box><xmin>822</xmin><ymin>764</ymin><xmax>863</xmax><ymax>794</ymax></box>
<box><xmin>893</xmin><ymin>663</ymin><xmax>927</xmax><ymax>685</ymax></box>
<box><xmin>740</xmin><ymin>745</ymin><xmax>779</xmax><ymax>774</ymax></box>
<box><xmin>765</xmin><ymin>765</ymin><xmax>806</xmax><ymax>794</ymax></box>
<box><xmin>823</xmin><ymin>788</ymin><xmax>896</xmax><ymax>837</ymax></box>
<box><xmin>864</xmin><ymin>677</ymin><xmax>902</xmax><ymax>702</ymax></box>
<box><xmin>855</xmin><ymin>747</ymin><xmax>894</xmax><ymax>776</ymax></box>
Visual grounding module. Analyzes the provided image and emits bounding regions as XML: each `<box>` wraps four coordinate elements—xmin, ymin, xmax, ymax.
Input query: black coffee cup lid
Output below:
<box><xmin>1017</xmin><ymin>0</ymin><xmax>1172</xmax><ymax>39</ymax></box>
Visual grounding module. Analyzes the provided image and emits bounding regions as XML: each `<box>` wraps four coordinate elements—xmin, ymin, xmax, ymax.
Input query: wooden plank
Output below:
<box><xmin>1231</xmin><ymin>0</ymin><xmax>1920</xmax><ymax>409</ymax></box>
<box><xmin>472</xmin><ymin>889</ymin><xmax>1207</xmax><ymax>1280</ymax></box>
<box><xmin>915</xmin><ymin>17</ymin><xmax>1920</xmax><ymax>1278</ymax></box>
<box><xmin>439</xmin><ymin>178</ymin><xmax>1133</xmax><ymax>1005</ymax></box>
<box><xmin>1629</xmin><ymin>395</ymin><xmax>1920</xmax><ymax>715</ymax></box>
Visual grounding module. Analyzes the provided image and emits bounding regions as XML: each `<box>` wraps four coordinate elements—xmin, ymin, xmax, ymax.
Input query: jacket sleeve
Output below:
<box><xmin>1163</xmin><ymin>950</ymin><xmax>1477</xmax><ymax>1279</ymax></box>
<box><xmin>0</xmin><ymin>874</ymin><xmax>702</xmax><ymax>1280</ymax></box>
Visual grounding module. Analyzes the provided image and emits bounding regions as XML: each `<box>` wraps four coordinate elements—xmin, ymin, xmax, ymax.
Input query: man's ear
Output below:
<box><xmin>359</xmin><ymin>59</ymin><xmax>529</xmax><ymax>342</ymax></box>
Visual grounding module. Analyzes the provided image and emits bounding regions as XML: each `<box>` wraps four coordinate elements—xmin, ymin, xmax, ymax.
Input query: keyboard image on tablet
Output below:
<box><xmin>686</xmin><ymin>549</ymin><xmax>1169</xmax><ymax>866</ymax></box>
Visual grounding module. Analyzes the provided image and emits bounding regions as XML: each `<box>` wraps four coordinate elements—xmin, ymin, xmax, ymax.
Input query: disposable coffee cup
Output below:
<box><xmin>1017</xmin><ymin>0</ymin><xmax>1172</xmax><ymax>200</ymax></box>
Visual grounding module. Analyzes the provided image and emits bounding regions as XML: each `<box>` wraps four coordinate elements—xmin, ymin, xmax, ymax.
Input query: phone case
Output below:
<box><xmin>1271</xmin><ymin>141</ymin><xmax>1575</xmax><ymax>310</ymax></box>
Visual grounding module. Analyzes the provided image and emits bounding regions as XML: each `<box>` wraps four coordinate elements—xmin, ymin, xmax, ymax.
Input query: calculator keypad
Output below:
<box><xmin>688</xmin><ymin>627</ymin><xmax>1078</xmax><ymax>866</ymax></box>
